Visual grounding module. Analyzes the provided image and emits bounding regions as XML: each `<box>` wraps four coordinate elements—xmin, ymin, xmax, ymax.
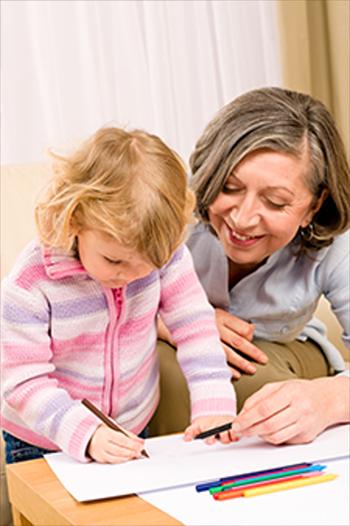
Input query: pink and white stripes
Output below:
<box><xmin>1</xmin><ymin>240</ymin><xmax>236</xmax><ymax>462</ymax></box>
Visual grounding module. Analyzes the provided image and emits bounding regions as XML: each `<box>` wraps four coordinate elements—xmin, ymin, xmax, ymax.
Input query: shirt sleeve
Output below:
<box><xmin>158</xmin><ymin>245</ymin><xmax>237</xmax><ymax>419</ymax></box>
<box><xmin>322</xmin><ymin>246</ymin><xmax>350</xmax><ymax>350</ymax></box>
<box><xmin>1</xmin><ymin>276</ymin><xmax>100</xmax><ymax>462</ymax></box>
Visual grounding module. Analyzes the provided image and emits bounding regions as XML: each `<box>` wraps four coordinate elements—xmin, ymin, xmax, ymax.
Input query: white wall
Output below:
<box><xmin>1</xmin><ymin>0</ymin><xmax>282</xmax><ymax>166</ymax></box>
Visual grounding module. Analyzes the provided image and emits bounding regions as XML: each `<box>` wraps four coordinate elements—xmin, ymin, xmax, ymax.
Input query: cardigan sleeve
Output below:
<box><xmin>158</xmin><ymin>245</ymin><xmax>236</xmax><ymax>419</ymax></box>
<box><xmin>1</xmin><ymin>274</ymin><xmax>100</xmax><ymax>462</ymax></box>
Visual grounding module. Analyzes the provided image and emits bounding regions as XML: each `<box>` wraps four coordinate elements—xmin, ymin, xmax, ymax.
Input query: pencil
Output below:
<box><xmin>81</xmin><ymin>398</ymin><xmax>149</xmax><ymax>458</ymax></box>
<box><xmin>195</xmin><ymin>421</ymin><xmax>233</xmax><ymax>439</ymax></box>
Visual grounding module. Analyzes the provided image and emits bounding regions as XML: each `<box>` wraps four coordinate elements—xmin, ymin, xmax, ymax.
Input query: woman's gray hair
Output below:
<box><xmin>190</xmin><ymin>87</ymin><xmax>350</xmax><ymax>253</ymax></box>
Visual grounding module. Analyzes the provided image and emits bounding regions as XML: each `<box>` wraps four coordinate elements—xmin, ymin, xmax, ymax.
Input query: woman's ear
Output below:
<box><xmin>301</xmin><ymin>188</ymin><xmax>329</xmax><ymax>228</ymax></box>
<box><xmin>313</xmin><ymin>188</ymin><xmax>329</xmax><ymax>214</ymax></box>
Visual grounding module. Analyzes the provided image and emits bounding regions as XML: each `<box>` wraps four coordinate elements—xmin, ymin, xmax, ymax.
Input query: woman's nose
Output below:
<box><xmin>230</xmin><ymin>196</ymin><xmax>260</xmax><ymax>229</ymax></box>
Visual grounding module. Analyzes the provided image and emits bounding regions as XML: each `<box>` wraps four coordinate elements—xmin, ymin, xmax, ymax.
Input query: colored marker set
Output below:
<box><xmin>195</xmin><ymin>462</ymin><xmax>337</xmax><ymax>501</ymax></box>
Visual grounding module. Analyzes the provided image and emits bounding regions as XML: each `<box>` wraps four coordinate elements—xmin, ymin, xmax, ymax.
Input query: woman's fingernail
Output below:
<box><xmin>247</xmin><ymin>365</ymin><xmax>256</xmax><ymax>374</ymax></box>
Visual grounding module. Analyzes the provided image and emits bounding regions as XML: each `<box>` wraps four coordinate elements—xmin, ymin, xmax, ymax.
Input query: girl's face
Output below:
<box><xmin>77</xmin><ymin>230</ymin><xmax>154</xmax><ymax>288</ymax></box>
<box><xmin>208</xmin><ymin>149</ymin><xmax>324</xmax><ymax>269</ymax></box>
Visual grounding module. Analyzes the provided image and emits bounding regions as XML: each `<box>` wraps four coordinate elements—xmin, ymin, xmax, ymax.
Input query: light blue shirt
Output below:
<box><xmin>187</xmin><ymin>223</ymin><xmax>350</xmax><ymax>373</ymax></box>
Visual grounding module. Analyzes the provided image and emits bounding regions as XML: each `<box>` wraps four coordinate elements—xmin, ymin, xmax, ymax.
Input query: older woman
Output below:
<box><xmin>150</xmin><ymin>87</ymin><xmax>350</xmax><ymax>445</ymax></box>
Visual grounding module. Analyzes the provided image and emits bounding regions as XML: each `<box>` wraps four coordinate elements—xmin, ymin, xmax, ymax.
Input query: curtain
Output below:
<box><xmin>277</xmin><ymin>0</ymin><xmax>350</xmax><ymax>154</ymax></box>
<box><xmin>1</xmin><ymin>0</ymin><xmax>282</xmax><ymax>165</ymax></box>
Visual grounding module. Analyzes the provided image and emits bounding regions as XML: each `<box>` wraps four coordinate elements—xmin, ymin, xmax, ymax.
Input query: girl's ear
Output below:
<box><xmin>69</xmin><ymin>217</ymin><xmax>81</xmax><ymax>237</ymax></box>
<box><xmin>301</xmin><ymin>188</ymin><xmax>329</xmax><ymax>228</ymax></box>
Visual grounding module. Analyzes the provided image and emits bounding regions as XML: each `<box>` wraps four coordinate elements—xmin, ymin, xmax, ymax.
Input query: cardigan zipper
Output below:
<box><xmin>102</xmin><ymin>288</ymin><xmax>123</xmax><ymax>416</ymax></box>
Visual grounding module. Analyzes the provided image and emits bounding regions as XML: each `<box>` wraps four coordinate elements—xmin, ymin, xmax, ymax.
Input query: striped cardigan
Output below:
<box><xmin>1</xmin><ymin>240</ymin><xmax>236</xmax><ymax>462</ymax></box>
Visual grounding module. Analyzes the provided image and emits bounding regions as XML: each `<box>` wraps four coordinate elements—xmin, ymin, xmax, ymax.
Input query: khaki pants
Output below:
<box><xmin>148</xmin><ymin>338</ymin><xmax>330</xmax><ymax>437</ymax></box>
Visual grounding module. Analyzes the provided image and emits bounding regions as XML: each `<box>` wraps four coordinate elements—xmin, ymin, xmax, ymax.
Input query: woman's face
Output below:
<box><xmin>208</xmin><ymin>149</ymin><xmax>322</xmax><ymax>269</ymax></box>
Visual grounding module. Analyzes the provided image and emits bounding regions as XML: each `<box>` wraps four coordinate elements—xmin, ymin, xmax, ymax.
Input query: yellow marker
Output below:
<box><xmin>244</xmin><ymin>473</ymin><xmax>337</xmax><ymax>497</ymax></box>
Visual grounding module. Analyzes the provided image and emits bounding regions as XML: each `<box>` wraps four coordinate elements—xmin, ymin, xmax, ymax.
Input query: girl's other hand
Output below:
<box><xmin>184</xmin><ymin>415</ymin><xmax>239</xmax><ymax>444</ymax></box>
<box><xmin>215</xmin><ymin>308</ymin><xmax>268</xmax><ymax>379</ymax></box>
<box><xmin>87</xmin><ymin>424</ymin><xmax>145</xmax><ymax>463</ymax></box>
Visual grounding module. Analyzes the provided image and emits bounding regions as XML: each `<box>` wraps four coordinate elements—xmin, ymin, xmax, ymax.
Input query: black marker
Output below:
<box><xmin>195</xmin><ymin>421</ymin><xmax>233</xmax><ymax>439</ymax></box>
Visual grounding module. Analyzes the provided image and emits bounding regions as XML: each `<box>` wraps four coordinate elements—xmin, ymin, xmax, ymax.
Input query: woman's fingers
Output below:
<box><xmin>236</xmin><ymin>405</ymin><xmax>298</xmax><ymax>441</ymax></box>
<box><xmin>240</xmin><ymin>382</ymin><xmax>283</xmax><ymax>413</ymax></box>
<box><xmin>222</xmin><ymin>344</ymin><xmax>242</xmax><ymax>378</ymax></box>
<box><xmin>215</xmin><ymin>308</ymin><xmax>255</xmax><ymax>341</ymax></box>
<box><xmin>222</xmin><ymin>339</ymin><xmax>267</xmax><ymax>375</ymax></box>
<box><xmin>215</xmin><ymin>308</ymin><xmax>268</xmax><ymax>373</ymax></box>
<box><xmin>232</xmin><ymin>382</ymin><xmax>289</xmax><ymax>433</ymax></box>
<box><xmin>218</xmin><ymin>323</ymin><xmax>267</xmax><ymax>366</ymax></box>
<box><xmin>231</xmin><ymin>380</ymin><xmax>330</xmax><ymax>445</ymax></box>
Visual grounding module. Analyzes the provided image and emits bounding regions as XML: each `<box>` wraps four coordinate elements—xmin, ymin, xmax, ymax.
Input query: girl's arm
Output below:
<box><xmin>158</xmin><ymin>245</ymin><xmax>236</xmax><ymax>421</ymax></box>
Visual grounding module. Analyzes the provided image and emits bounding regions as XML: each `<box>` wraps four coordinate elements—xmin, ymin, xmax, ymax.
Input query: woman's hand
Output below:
<box><xmin>87</xmin><ymin>424</ymin><xmax>146</xmax><ymax>463</ymax></box>
<box><xmin>215</xmin><ymin>308</ymin><xmax>268</xmax><ymax>378</ymax></box>
<box><xmin>183</xmin><ymin>415</ymin><xmax>239</xmax><ymax>444</ymax></box>
<box><xmin>157</xmin><ymin>316</ymin><xmax>175</xmax><ymax>346</ymax></box>
<box><xmin>230</xmin><ymin>376</ymin><xmax>350</xmax><ymax>445</ymax></box>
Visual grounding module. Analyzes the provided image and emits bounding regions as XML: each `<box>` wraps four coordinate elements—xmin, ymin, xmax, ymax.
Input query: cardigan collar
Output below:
<box><xmin>42</xmin><ymin>245</ymin><xmax>87</xmax><ymax>280</ymax></box>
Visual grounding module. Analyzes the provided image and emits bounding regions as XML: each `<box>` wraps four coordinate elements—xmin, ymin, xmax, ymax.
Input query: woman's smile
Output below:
<box><xmin>225</xmin><ymin>223</ymin><xmax>264</xmax><ymax>248</ymax></box>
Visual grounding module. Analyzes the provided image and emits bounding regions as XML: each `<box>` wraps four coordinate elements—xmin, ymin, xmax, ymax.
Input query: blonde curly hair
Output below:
<box><xmin>36</xmin><ymin>127</ymin><xmax>195</xmax><ymax>268</ymax></box>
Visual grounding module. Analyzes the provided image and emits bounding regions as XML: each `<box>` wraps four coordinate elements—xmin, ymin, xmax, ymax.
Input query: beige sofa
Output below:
<box><xmin>1</xmin><ymin>163</ymin><xmax>348</xmax><ymax>526</ymax></box>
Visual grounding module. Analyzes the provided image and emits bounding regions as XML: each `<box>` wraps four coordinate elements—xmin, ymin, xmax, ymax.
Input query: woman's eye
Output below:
<box><xmin>266</xmin><ymin>200</ymin><xmax>287</xmax><ymax>210</ymax></box>
<box><xmin>222</xmin><ymin>186</ymin><xmax>243</xmax><ymax>194</ymax></box>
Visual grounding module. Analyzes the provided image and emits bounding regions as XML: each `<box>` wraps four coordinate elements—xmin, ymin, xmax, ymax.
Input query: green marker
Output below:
<box><xmin>209</xmin><ymin>465</ymin><xmax>326</xmax><ymax>494</ymax></box>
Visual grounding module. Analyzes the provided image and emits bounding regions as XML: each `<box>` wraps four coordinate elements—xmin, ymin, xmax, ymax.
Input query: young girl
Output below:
<box><xmin>1</xmin><ymin>127</ymin><xmax>236</xmax><ymax>464</ymax></box>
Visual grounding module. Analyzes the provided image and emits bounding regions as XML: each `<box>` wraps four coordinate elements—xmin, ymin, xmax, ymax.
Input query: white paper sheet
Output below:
<box><xmin>140</xmin><ymin>457</ymin><xmax>350</xmax><ymax>526</ymax></box>
<box><xmin>45</xmin><ymin>424</ymin><xmax>350</xmax><ymax>502</ymax></box>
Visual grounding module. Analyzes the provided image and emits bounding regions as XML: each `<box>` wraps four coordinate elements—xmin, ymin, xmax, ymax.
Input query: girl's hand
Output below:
<box><xmin>230</xmin><ymin>376</ymin><xmax>350</xmax><ymax>445</ymax></box>
<box><xmin>215</xmin><ymin>308</ymin><xmax>268</xmax><ymax>379</ymax></box>
<box><xmin>184</xmin><ymin>415</ymin><xmax>239</xmax><ymax>444</ymax></box>
<box><xmin>87</xmin><ymin>424</ymin><xmax>146</xmax><ymax>463</ymax></box>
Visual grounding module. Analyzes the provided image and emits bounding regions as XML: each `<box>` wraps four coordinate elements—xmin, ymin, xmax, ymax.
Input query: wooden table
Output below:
<box><xmin>6</xmin><ymin>459</ymin><xmax>182</xmax><ymax>526</ymax></box>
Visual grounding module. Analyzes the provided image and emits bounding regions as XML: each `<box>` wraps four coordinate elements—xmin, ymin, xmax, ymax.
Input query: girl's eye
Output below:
<box><xmin>104</xmin><ymin>257</ymin><xmax>122</xmax><ymax>265</ymax></box>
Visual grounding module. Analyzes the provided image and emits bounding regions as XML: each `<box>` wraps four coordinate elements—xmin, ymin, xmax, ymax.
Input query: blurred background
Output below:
<box><xmin>1</xmin><ymin>0</ymin><xmax>349</xmax><ymax>167</ymax></box>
